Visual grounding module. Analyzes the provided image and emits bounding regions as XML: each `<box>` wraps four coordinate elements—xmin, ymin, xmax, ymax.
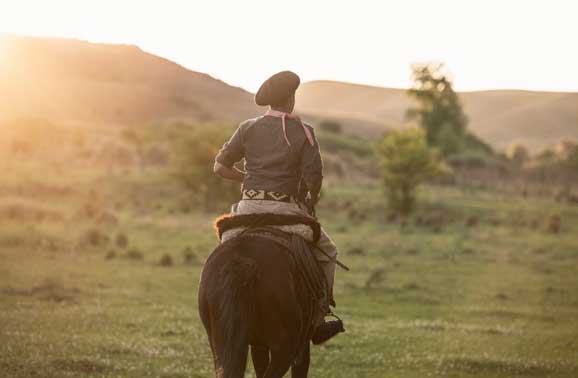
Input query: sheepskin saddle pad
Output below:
<box><xmin>215</xmin><ymin>213</ymin><xmax>321</xmax><ymax>244</ymax></box>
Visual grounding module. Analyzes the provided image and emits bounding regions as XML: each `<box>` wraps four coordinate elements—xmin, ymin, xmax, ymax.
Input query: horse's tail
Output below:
<box><xmin>216</xmin><ymin>256</ymin><xmax>257</xmax><ymax>378</ymax></box>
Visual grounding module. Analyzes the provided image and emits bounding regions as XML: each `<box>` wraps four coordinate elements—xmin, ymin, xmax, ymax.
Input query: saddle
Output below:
<box><xmin>214</xmin><ymin>213</ymin><xmax>327</xmax><ymax>317</ymax></box>
<box><xmin>215</xmin><ymin>213</ymin><xmax>321</xmax><ymax>245</ymax></box>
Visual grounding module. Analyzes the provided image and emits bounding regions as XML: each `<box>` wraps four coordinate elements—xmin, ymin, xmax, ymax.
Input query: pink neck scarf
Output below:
<box><xmin>265</xmin><ymin>109</ymin><xmax>314</xmax><ymax>147</ymax></box>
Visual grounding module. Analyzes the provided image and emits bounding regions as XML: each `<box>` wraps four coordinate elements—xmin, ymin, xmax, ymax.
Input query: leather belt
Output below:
<box><xmin>242</xmin><ymin>189</ymin><xmax>294</xmax><ymax>203</ymax></box>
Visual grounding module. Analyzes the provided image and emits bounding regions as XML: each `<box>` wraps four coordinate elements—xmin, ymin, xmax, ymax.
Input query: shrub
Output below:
<box><xmin>159</xmin><ymin>254</ymin><xmax>173</xmax><ymax>267</ymax></box>
<box><xmin>84</xmin><ymin>229</ymin><xmax>109</xmax><ymax>247</ymax></box>
<box><xmin>171</xmin><ymin>124</ymin><xmax>240</xmax><ymax>211</ymax></box>
<box><xmin>125</xmin><ymin>248</ymin><xmax>144</xmax><ymax>260</ymax></box>
<box><xmin>377</xmin><ymin>129</ymin><xmax>444</xmax><ymax>216</ymax></box>
<box><xmin>115</xmin><ymin>233</ymin><xmax>129</xmax><ymax>249</ymax></box>
<box><xmin>347</xmin><ymin>248</ymin><xmax>365</xmax><ymax>256</ymax></box>
<box><xmin>546</xmin><ymin>213</ymin><xmax>561</xmax><ymax>233</ymax></box>
<box><xmin>506</xmin><ymin>143</ymin><xmax>529</xmax><ymax>167</ymax></box>
<box><xmin>364</xmin><ymin>268</ymin><xmax>386</xmax><ymax>289</ymax></box>
<box><xmin>182</xmin><ymin>246</ymin><xmax>200</xmax><ymax>265</ymax></box>
<box><xmin>317</xmin><ymin>130</ymin><xmax>373</xmax><ymax>158</ymax></box>
<box><xmin>319</xmin><ymin>120</ymin><xmax>342</xmax><ymax>134</ymax></box>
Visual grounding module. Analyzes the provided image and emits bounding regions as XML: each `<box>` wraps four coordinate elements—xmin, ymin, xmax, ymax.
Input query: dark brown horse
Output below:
<box><xmin>198</xmin><ymin>235</ymin><xmax>314</xmax><ymax>378</ymax></box>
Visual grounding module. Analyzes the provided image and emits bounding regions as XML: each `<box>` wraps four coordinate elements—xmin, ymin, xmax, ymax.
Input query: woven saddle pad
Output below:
<box><xmin>214</xmin><ymin>213</ymin><xmax>321</xmax><ymax>244</ymax></box>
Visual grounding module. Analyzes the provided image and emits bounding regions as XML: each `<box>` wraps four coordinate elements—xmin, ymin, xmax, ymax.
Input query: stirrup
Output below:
<box><xmin>311</xmin><ymin>318</ymin><xmax>345</xmax><ymax>345</ymax></box>
<box><xmin>326</xmin><ymin>310</ymin><xmax>342</xmax><ymax>322</ymax></box>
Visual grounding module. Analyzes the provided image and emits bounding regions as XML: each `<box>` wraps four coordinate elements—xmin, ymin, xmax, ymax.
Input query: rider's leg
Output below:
<box><xmin>314</xmin><ymin>227</ymin><xmax>338</xmax><ymax>307</ymax></box>
<box><xmin>232</xmin><ymin>199</ymin><xmax>344</xmax><ymax>343</ymax></box>
<box><xmin>310</xmin><ymin>227</ymin><xmax>344</xmax><ymax>344</ymax></box>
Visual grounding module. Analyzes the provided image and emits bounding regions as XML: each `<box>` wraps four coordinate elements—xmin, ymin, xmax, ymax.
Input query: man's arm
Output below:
<box><xmin>214</xmin><ymin>124</ymin><xmax>246</xmax><ymax>182</ymax></box>
<box><xmin>213</xmin><ymin>161</ymin><xmax>245</xmax><ymax>182</ymax></box>
<box><xmin>300</xmin><ymin>126</ymin><xmax>323</xmax><ymax>205</ymax></box>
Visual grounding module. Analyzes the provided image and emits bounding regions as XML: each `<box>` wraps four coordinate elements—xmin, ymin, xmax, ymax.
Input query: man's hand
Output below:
<box><xmin>213</xmin><ymin>162</ymin><xmax>245</xmax><ymax>182</ymax></box>
<box><xmin>304</xmin><ymin>192</ymin><xmax>319</xmax><ymax>219</ymax></box>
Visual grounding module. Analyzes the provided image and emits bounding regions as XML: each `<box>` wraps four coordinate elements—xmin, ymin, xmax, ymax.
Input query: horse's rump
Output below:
<box><xmin>199</xmin><ymin>236</ymin><xmax>312</xmax><ymax>378</ymax></box>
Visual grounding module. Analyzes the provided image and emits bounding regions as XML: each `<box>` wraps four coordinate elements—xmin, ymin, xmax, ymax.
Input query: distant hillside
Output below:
<box><xmin>2</xmin><ymin>36</ymin><xmax>576</xmax><ymax>152</ymax></box>
<box><xmin>297</xmin><ymin>80</ymin><xmax>578</xmax><ymax>151</ymax></box>
<box><xmin>0</xmin><ymin>35</ymin><xmax>259</xmax><ymax>126</ymax></box>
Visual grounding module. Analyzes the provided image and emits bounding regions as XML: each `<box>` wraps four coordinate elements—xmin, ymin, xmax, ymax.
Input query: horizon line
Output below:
<box><xmin>3</xmin><ymin>32</ymin><xmax>578</xmax><ymax>95</ymax></box>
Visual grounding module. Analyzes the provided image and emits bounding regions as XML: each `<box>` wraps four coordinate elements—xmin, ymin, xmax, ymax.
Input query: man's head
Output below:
<box><xmin>255</xmin><ymin>71</ymin><xmax>300</xmax><ymax>112</ymax></box>
<box><xmin>270</xmin><ymin>93</ymin><xmax>295</xmax><ymax>113</ymax></box>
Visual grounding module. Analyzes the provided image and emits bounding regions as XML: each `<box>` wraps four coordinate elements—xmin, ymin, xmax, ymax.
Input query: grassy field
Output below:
<box><xmin>1</xmin><ymin>157</ymin><xmax>578</xmax><ymax>378</ymax></box>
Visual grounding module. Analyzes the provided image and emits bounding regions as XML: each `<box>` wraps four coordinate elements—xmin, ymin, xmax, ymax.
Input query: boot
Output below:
<box><xmin>311</xmin><ymin>319</ymin><xmax>345</xmax><ymax>345</ymax></box>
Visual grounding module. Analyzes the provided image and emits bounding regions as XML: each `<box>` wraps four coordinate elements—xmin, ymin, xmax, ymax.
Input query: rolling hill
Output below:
<box><xmin>1</xmin><ymin>35</ymin><xmax>576</xmax><ymax>152</ymax></box>
<box><xmin>0</xmin><ymin>35</ymin><xmax>259</xmax><ymax>127</ymax></box>
<box><xmin>296</xmin><ymin>80</ymin><xmax>578</xmax><ymax>151</ymax></box>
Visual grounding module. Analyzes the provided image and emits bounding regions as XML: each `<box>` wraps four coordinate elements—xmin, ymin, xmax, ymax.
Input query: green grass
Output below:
<box><xmin>1</xmin><ymin>161</ymin><xmax>578</xmax><ymax>378</ymax></box>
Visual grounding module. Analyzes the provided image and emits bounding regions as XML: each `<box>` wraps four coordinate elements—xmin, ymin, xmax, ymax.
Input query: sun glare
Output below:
<box><xmin>0</xmin><ymin>37</ymin><xmax>6</xmax><ymax>59</ymax></box>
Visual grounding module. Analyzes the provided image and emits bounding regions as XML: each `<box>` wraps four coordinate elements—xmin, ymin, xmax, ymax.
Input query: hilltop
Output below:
<box><xmin>297</xmin><ymin>80</ymin><xmax>578</xmax><ymax>151</ymax></box>
<box><xmin>1</xmin><ymin>35</ymin><xmax>577</xmax><ymax>151</ymax></box>
<box><xmin>0</xmin><ymin>35</ymin><xmax>258</xmax><ymax>126</ymax></box>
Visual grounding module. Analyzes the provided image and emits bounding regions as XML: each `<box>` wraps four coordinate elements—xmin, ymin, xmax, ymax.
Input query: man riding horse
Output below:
<box><xmin>213</xmin><ymin>71</ymin><xmax>345</xmax><ymax>343</ymax></box>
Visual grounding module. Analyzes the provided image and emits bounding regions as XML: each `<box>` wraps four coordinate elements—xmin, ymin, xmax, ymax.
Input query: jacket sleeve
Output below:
<box><xmin>300</xmin><ymin>127</ymin><xmax>323</xmax><ymax>202</ymax></box>
<box><xmin>215</xmin><ymin>125</ymin><xmax>245</xmax><ymax>168</ymax></box>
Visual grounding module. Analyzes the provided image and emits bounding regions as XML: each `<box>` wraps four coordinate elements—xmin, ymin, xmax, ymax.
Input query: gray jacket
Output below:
<box><xmin>215</xmin><ymin>115</ymin><xmax>323</xmax><ymax>199</ymax></box>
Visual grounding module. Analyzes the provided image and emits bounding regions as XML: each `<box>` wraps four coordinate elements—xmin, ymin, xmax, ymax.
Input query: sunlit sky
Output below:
<box><xmin>1</xmin><ymin>0</ymin><xmax>577</xmax><ymax>93</ymax></box>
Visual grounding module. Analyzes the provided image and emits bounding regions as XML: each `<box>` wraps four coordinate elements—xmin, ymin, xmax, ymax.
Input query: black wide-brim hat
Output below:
<box><xmin>255</xmin><ymin>71</ymin><xmax>300</xmax><ymax>106</ymax></box>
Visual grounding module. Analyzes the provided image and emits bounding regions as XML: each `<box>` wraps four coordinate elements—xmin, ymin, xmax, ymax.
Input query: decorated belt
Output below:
<box><xmin>242</xmin><ymin>189</ymin><xmax>293</xmax><ymax>203</ymax></box>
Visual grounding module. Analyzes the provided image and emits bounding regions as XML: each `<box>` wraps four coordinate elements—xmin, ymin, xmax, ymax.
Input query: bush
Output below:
<box><xmin>171</xmin><ymin>124</ymin><xmax>241</xmax><ymax>211</ymax></box>
<box><xmin>125</xmin><ymin>249</ymin><xmax>144</xmax><ymax>260</ymax></box>
<box><xmin>319</xmin><ymin>120</ymin><xmax>342</xmax><ymax>134</ymax></box>
<box><xmin>546</xmin><ymin>213</ymin><xmax>561</xmax><ymax>233</ymax></box>
<box><xmin>316</xmin><ymin>130</ymin><xmax>373</xmax><ymax>158</ymax></box>
<box><xmin>159</xmin><ymin>254</ymin><xmax>173</xmax><ymax>267</ymax></box>
<box><xmin>377</xmin><ymin>129</ymin><xmax>444</xmax><ymax>216</ymax></box>
<box><xmin>182</xmin><ymin>246</ymin><xmax>200</xmax><ymax>265</ymax></box>
<box><xmin>506</xmin><ymin>143</ymin><xmax>529</xmax><ymax>167</ymax></box>
<box><xmin>115</xmin><ymin>233</ymin><xmax>129</xmax><ymax>249</ymax></box>
<box><xmin>83</xmin><ymin>229</ymin><xmax>109</xmax><ymax>247</ymax></box>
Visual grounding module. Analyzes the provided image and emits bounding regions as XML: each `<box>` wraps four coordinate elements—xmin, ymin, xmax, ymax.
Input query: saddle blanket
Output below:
<box><xmin>222</xmin><ymin>224</ymin><xmax>313</xmax><ymax>243</ymax></box>
<box><xmin>214</xmin><ymin>213</ymin><xmax>321</xmax><ymax>244</ymax></box>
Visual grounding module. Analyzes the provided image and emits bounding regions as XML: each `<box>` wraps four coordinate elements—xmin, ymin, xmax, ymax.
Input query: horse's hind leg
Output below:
<box><xmin>251</xmin><ymin>346</ymin><xmax>269</xmax><ymax>378</ymax></box>
<box><xmin>291</xmin><ymin>342</ymin><xmax>310</xmax><ymax>378</ymax></box>
<box><xmin>263</xmin><ymin>348</ymin><xmax>293</xmax><ymax>378</ymax></box>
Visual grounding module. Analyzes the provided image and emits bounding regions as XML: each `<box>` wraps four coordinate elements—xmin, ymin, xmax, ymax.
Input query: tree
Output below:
<box><xmin>563</xmin><ymin>144</ymin><xmax>578</xmax><ymax>176</ymax></box>
<box><xmin>406</xmin><ymin>63</ymin><xmax>469</xmax><ymax>156</ymax></box>
<box><xmin>437</xmin><ymin>123</ymin><xmax>461</xmax><ymax>156</ymax></box>
<box><xmin>377</xmin><ymin>128</ymin><xmax>444</xmax><ymax>216</ymax></box>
